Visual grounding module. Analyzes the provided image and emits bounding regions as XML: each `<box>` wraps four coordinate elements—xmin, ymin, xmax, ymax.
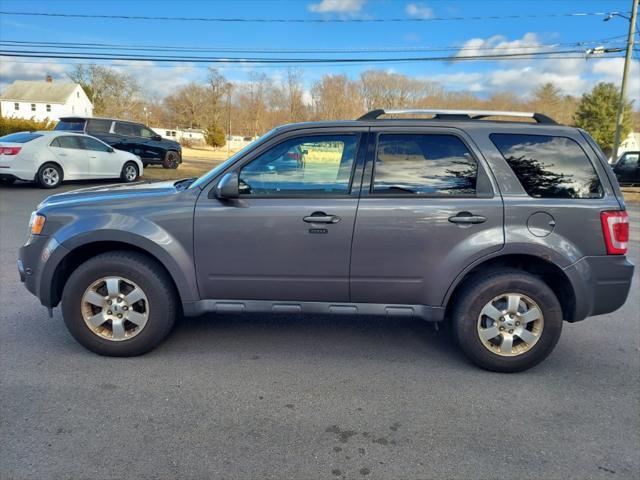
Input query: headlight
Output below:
<box><xmin>29</xmin><ymin>211</ymin><xmax>46</xmax><ymax>235</ymax></box>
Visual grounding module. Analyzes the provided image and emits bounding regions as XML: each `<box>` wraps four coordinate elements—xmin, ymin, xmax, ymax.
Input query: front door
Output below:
<box><xmin>80</xmin><ymin>136</ymin><xmax>118</xmax><ymax>177</ymax></box>
<box><xmin>194</xmin><ymin>130</ymin><xmax>366</xmax><ymax>302</ymax></box>
<box><xmin>350</xmin><ymin>128</ymin><xmax>505</xmax><ymax>307</ymax></box>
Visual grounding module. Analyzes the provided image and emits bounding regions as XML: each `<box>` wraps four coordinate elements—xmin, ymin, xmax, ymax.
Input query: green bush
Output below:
<box><xmin>0</xmin><ymin>116</ymin><xmax>56</xmax><ymax>136</ymax></box>
<box><xmin>206</xmin><ymin>124</ymin><xmax>226</xmax><ymax>148</ymax></box>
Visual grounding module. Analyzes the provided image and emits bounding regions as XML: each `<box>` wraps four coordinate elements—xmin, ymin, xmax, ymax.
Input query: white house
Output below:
<box><xmin>0</xmin><ymin>77</ymin><xmax>93</xmax><ymax>122</ymax></box>
<box><xmin>619</xmin><ymin>131</ymin><xmax>640</xmax><ymax>155</ymax></box>
<box><xmin>152</xmin><ymin>127</ymin><xmax>207</xmax><ymax>146</ymax></box>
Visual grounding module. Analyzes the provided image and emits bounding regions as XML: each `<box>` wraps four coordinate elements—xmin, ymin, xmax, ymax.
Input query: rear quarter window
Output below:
<box><xmin>86</xmin><ymin>119</ymin><xmax>113</xmax><ymax>134</ymax></box>
<box><xmin>0</xmin><ymin>132</ymin><xmax>43</xmax><ymax>143</ymax></box>
<box><xmin>490</xmin><ymin>133</ymin><xmax>603</xmax><ymax>199</ymax></box>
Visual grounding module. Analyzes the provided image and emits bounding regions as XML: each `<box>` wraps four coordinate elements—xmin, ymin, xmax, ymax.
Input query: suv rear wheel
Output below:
<box><xmin>61</xmin><ymin>251</ymin><xmax>177</xmax><ymax>356</ymax></box>
<box><xmin>452</xmin><ymin>269</ymin><xmax>563</xmax><ymax>372</ymax></box>
<box><xmin>162</xmin><ymin>150</ymin><xmax>180</xmax><ymax>169</ymax></box>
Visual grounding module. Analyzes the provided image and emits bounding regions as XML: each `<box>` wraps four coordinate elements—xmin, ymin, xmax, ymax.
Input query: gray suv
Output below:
<box><xmin>18</xmin><ymin>109</ymin><xmax>634</xmax><ymax>372</ymax></box>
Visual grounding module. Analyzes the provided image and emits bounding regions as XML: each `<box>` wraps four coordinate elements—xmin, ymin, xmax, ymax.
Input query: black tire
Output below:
<box><xmin>61</xmin><ymin>251</ymin><xmax>177</xmax><ymax>356</ymax></box>
<box><xmin>162</xmin><ymin>150</ymin><xmax>180</xmax><ymax>169</ymax></box>
<box><xmin>120</xmin><ymin>161</ymin><xmax>139</xmax><ymax>183</ymax></box>
<box><xmin>36</xmin><ymin>163</ymin><xmax>63</xmax><ymax>189</ymax></box>
<box><xmin>452</xmin><ymin>269</ymin><xmax>563</xmax><ymax>372</ymax></box>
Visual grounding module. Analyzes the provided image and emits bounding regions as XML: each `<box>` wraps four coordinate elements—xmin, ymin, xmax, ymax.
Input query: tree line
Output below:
<box><xmin>67</xmin><ymin>65</ymin><xmax>637</xmax><ymax>155</ymax></box>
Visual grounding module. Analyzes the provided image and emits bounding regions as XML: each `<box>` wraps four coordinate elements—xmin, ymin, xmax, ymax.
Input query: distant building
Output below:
<box><xmin>0</xmin><ymin>76</ymin><xmax>93</xmax><ymax>122</ymax></box>
<box><xmin>152</xmin><ymin>127</ymin><xmax>207</xmax><ymax>146</ymax></box>
<box><xmin>225</xmin><ymin>134</ymin><xmax>259</xmax><ymax>151</ymax></box>
<box><xmin>619</xmin><ymin>131</ymin><xmax>640</xmax><ymax>156</ymax></box>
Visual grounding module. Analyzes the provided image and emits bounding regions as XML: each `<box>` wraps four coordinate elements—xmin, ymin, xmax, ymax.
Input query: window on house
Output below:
<box><xmin>30</xmin><ymin>104</ymin><xmax>36</xmax><ymax>112</ymax></box>
<box><xmin>46</xmin><ymin>104</ymin><xmax>51</xmax><ymax>112</ymax></box>
<box><xmin>14</xmin><ymin>103</ymin><xmax>19</xmax><ymax>111</ymax></box>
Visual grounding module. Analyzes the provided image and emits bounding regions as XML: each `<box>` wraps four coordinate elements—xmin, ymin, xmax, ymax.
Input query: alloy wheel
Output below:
<box><xmin>81</xmin><ymin>276</ymin><xmax>149</xmax><ymax>341</ymax></box>
<box><xmin>477</xmin><ymin>293</ymin><xmax>544</xmax><ymax>356</ymax></box>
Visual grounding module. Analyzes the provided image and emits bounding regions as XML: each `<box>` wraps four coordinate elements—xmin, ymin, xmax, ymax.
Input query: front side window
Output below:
<box><xmin>238</xmin><ymin>135</ymin><xmax>359</xmax><ymax>195</ymax></box>
<box><xmin>373</xmin><ymin>134</ymin><xmax>477</xmax><ymax>195</ymax></box>
<box><xmin>80</xmin><ymin>137</ymin><xmax>111</xmax><ymax>152</ymax></box>
<box><xmin>51</xmin><ymin>136</ymin><xmax>83</xmax><ymax>149</ymax></box>
<box><xmin>618</xmin><ymin>152</ymin><xmax>639</xmax><ymax>169</ymax></box>
<box><xmin>140</xmin><ymin>127</ymin><xmax>156</xmax><ymax>138</ymax></box>
<box><xmin>490</xmin><ymin>134</ymin><xmax>603</xmax><ymax>199</ymax></box>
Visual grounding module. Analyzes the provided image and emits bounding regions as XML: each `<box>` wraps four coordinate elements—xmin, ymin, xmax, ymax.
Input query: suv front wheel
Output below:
<box><xmin>452</xmin><ymin>269</ymin><xmax>563</xmax><ymax>372</ymax></box>
<box><xmin>61</xmin><ymin>251</ymin><xmax>177</xmax><ymax>356</ymax></box>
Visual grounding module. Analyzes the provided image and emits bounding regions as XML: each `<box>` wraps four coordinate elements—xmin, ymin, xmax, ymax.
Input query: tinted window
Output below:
<box><xmin>619</xmin><ymin>153</ymin><xmax>639</xmax><ymax>168</ymax></box>
<box><xmin>114</xmin><ymin>122</ymin><xmax>140</xmax><ymax>137</ymax></box>
<box><xmin>239</xmin><ymin>135</ymin><xmax>358</xmax><ymax>195</ymax></box>
<box><xmin>81</xmin><ymin>137</ymin><xmax>111</xmax><ymax>152</ymax></box>
<box><xmin>491</xmin><ymin>134</ymin><xmax>603</xmax><ymax>199</ymax></box>
<box><xmin>140</xmin><ymin>127</ymin><xmax>156</xmax><ymax>138</ymax></box>
<box><xmin>55</xmin><ymin>119</ymin><xmax>86</xmax><ymax>131</ymax></box>
<box><xmin>51</xmin><ymin>136</ymin><xmax>83</xmax><ymax>149</ymax></box>
<box><xmin>373</xmin><ymin>134</ymin><xmax>477</xmax><ymax>195</ymax></box>
<box><xmin>0</xmin><ymin>132</ymin><xmax>43</xmax><ymax>143</ymax></box>
<box><xmin>86</xmin><ymin>119</ymin><xmax>112</xmax><ymax>134</ymax></box>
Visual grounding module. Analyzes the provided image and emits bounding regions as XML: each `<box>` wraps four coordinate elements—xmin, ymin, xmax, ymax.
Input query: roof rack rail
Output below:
<box><xmin>357</xmin><ymin>108</ymin><xmax>557</xmax><ymax>124</ymax></box>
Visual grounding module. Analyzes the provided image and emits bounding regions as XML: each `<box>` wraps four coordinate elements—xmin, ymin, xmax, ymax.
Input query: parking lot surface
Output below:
<box><xmin>1</xmin><ymin>182</ymin><xmax>639</xmax><ymax>479</ymax></box>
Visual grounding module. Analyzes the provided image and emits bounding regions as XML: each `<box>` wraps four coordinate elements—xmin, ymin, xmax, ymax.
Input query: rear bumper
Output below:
<box><xmin>564</xmin><ymin>255</ymin><xmax>634</xmax><ymax>321</ymax></box>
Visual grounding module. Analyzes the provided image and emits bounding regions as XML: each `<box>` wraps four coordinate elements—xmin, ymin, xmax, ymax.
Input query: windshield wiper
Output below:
<box><xmin>383</xmin><ymin>185</ymin><xmax>418</xmax><ymax>194</ymax></box>
<box><xmin>174</xmin><ymin>177</ymin><xmax>197</xmax><ymax>189</ymax></box>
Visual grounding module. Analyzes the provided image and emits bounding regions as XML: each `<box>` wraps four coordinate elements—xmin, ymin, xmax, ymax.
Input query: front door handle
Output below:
<box><xmin>303</xmin><ymin>212</ymin><xmax>341</xmax><ymax>224</ymax></box>
<box><xmin>448</xmin><ymin>212</ymin><xmax>487</xmax><ymax>224</ymax></box>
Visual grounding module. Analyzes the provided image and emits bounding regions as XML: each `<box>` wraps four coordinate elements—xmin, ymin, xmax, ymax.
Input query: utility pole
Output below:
<box><xmin>610</xmin><ymin>0</ymin><xmax>638</xmax><ymax>161</ymax></box>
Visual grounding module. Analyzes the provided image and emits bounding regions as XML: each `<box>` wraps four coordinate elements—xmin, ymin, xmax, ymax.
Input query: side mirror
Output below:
<box><xmin>153</xmin><ymin>134</ymin><xmax>162</xmax><ymax>141</ymax></box>
<box><xmin>108</xmin><ymin>147</ymin><xmax>115</xmax><ymax>153</ymax></box>
<box><xmin>214</xmin><ymin>171</ymin><xmax>240</xmax><ymax>199</ymax></box>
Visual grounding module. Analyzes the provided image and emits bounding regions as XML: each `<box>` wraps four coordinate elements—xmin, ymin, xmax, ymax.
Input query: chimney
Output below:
<box><xmin>46</xmin><ymin>75</ymin><xmax>53</xmax><ymax>83</ymax></box>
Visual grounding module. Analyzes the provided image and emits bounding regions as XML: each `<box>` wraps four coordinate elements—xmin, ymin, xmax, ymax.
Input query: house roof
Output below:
<box><xmin>0</xmin><ymin>81</ymin><xmax>80</xmax><ymax>103</ymax></box>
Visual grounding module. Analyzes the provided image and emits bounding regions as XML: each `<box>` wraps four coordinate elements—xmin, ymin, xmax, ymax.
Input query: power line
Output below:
<box><xmin>0</xmin><ymin>48</ymin><xmax>622</xmax><ymax>64</ymax></box>
<box><xmin>0</xmin><ymin>35</ymin><xmax>628</xmax><ymax>54</ymax></box>
<box><xmin>0</xmin><ymin>10</ymin><xmax>629</xmax><ymax>23</ymax></box>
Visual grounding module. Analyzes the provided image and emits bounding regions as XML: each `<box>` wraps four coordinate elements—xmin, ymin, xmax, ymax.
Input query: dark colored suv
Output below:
<box><xmin>19</xmin><ymin>109</ymin><xmax>634</xmax><ymax>372</ymax></box>
<box><xmin>612</xmin><ymin>151</ymin><xmax>640</xmax><ymax>186</ymax></box>
<box><xmin>55</xmin><ymin>117</ymin><xmax>182</xmax><ymax>168</ymax></box>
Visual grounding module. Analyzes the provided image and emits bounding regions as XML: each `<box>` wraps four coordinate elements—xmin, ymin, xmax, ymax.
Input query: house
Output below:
<box><xmin>0</xmin><ymin>76</ymin><xmax>93</xmax><ymax>122</ymax></box>
<box><xmin>151</xmin><ymin>127</ymin><xmax>207</xmax><ymax>146</ymax></box>
<box><xmin>619</xmin><ymin>131</ymin><xmax>640</xmax><ymax>155</ymax></box>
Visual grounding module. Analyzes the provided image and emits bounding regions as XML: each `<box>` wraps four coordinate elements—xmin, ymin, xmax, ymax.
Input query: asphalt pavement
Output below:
<box><xmin>1</xmin><ymin>181</ymin><xmax>638</xmax><ymax>480</ymax></box>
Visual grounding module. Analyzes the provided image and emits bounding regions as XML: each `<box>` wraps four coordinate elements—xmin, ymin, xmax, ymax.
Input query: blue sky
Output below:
<box><xmin>1</xmin><ymin>0</ymin><xmax>638</xmax><ymax>102</ymax></box>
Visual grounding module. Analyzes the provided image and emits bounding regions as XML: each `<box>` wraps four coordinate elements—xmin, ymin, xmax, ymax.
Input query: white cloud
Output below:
<box><xmin>454</xmin><ymin>32</ymin><xmax>541</xmax><ymax>59</ymax></box>
<box><xmin>0</xmin><ymin>59</ymin><xmax>68</xmax><ymax>92</ymax></box>
<box><xmin>308</xmin><ymin>0</ymin><xmax>365</xmax><ymax>13</ymax></box>
<box><xmin>406</xmin><ymin>3</ymin><xmax>434</xmax><ymax>19</ymax></box>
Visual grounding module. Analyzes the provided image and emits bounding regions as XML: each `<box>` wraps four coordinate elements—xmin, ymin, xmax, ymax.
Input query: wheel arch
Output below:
<box><xmin>47</xmin><ymin>238</ymin><xmax>196</xmax><ymax>310</ymax></box>
<box><xmin>444</xmin><ymin>253</ymin><xmax>577</xmax><ymax>322</ymax></box>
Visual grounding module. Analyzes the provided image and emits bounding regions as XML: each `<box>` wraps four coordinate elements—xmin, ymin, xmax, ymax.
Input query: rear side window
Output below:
<box><xmin>51</xmin><ymin>136</ymin><xmax>83</xmax><ymax>149</ymax></box>
<box><xmin>86</xmin><ymin>119</ymin><xmax>112</xmax><ymax>134</ymax></box>
<box><xmin>0</xmin><ymin>132</ymin><xmax>43</xmax><ymax>143</ymax></box>
<box><xmin>373</xmin><ymin>134</ymin><xmax>477</xmax><ymax>195</ymax></box>
<box><xmin>114</xmin><ymin>122</ymin><xmax>140</xmax><ymax>137</ymax></box>
<box><xmin>491</xmin><ymin>133</ymin><xmax>603</xmax><ymax>199</ymax></box>
<box><xmin>54</xmin><ymin>119</ymin><xmax>86</xmax><ymax>131</ymax></box>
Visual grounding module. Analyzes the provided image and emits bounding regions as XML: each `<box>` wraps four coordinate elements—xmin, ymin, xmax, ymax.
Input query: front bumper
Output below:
<box><xmin>18</xmin><ymin>234</ymin><xmax>68</xmax><ymax>307</ymax></box>
<box><xmin>563</xmin><ymin>255</ymin><xmax>635</xmax><ymax>321</ymax></box>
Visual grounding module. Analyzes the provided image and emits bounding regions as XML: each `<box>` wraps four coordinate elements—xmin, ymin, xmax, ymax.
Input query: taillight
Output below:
<box><xmin>0</xmin><ymin>146</ymin><xmax>21</xmax><ymax>155</ymax></box>
<box><xmin>601</xmin><ymin>210</ymin><xmax>629</xmax><ymax>255</ymax></box>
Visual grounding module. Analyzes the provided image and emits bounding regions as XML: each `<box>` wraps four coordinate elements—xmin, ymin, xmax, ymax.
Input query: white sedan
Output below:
<box><xmin>0</xmin><ymin>131</ymin><xmax>144</xmax><ymax>188</ymax></box>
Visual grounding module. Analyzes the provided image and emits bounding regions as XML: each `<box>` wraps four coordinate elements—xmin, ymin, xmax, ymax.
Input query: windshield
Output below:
<box><xmin>189</xmin><ymin>129</ymin><xmax>279</xmax><ymax>189</ymax></box>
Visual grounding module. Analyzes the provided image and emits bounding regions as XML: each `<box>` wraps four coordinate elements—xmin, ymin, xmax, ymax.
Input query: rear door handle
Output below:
<box><xmin>303</xmin><ymin>212</ymin><xmax>341</xmax><ymax>224</ymax></box>
<box><xmin>448</xmin><ymin>212</ymin><xmax>487</xmax><ymax>224</ymax></box>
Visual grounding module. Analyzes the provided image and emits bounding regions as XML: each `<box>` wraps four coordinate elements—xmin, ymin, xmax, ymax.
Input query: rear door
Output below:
<box><xmin>350</xmin><ymin>127</ymin><xmax>504</xmax><ymax>306</ymax></box>
<box><xmin>194</xmin><ymin>129</ymin><xmax>366</xmax><ymax>302</ymax></box>
<box><xmin>49</xmin><ymin>135</ymin><xmax>89</xmax><ymax>178</ymax></box>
